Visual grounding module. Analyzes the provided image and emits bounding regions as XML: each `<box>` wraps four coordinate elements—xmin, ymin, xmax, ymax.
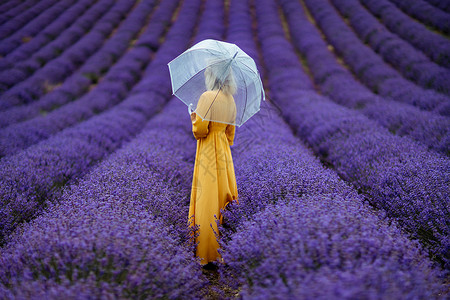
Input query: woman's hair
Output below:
<box><xmin>205</xmin><ymin>59</ymin><xmax>237</xmax><ymax>95</ymax></box>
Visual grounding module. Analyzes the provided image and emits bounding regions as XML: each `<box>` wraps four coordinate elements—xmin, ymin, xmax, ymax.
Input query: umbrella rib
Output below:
<box><xmin>204</xmin><ymin>88</ymin><xmax>221</xmax><ymax>121</ymax></box>
<box><xmin>175</xmin><ymin>68</ymin><xmax>206</xmax><ymax>94</ymax></box>
<box><xmin>203</xmin><ymin>54</ymin><xmax>237</xmax><ymax>120</ymax></box>
<box><xmin>174</xmin><ymin>58</ymin><xmax>231</xmax><ymax>95</ymax></box>
<box><xmin>239</xmin><ymin>65</ymin><xmax>248</xmax><ymax>125</ymax></box>
<box><xmin>236</xmin><ymin>60</ymin><xmax>259</xmax><ymax>76</ymax></box>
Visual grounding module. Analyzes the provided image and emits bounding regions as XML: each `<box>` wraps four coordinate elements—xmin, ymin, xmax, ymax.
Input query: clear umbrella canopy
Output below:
<box><xmin>168</xmin><ymin>39</ymin><xmax>265</xmax><ymax>126</ymax></box>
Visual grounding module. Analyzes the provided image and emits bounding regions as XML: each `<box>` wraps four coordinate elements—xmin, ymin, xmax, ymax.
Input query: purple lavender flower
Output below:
<box><xmin>220</xmin><ymin>196</ymin><xmax>444</xmax><ymax>299</ymax></box>
<box><xmin>0</xmin><ymin>0</ymin><xmax>56</xmax><ymax>40</ymax></box>
<box><xmin>276</xmin><ymin>0</ymin><xmax>449</xmax><ymax>156</ymax></box>
<box><xmin>256</xmin><ymin>0</ymin><xmax>449</xmax><ymax>268</ymax></box>
<box><xmin>360</xmin><ymin>0</ymin><xmax>450</xmax><ymax>68</ymax></box>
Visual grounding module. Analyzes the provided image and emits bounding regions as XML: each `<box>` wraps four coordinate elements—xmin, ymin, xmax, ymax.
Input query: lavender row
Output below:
<box><xmin>0</xmin><ymin>0</ymin><xmax>199</xmax><ymax>248</ymax></box>
<box><xmin>0</xmin><ymin>0</ymin><xmax>22</xmax><ymax>20</ymax></box>
<box><xmin>134</xmin><ymin>0</ymin><xmax>181</xmax><ymax>51</ymax></box>
<box><xmin>0</xmin><ymin>0</ymin><xmax>95</xmax><ymax>69</ymax></box>
<box><xmin>277</xmin><ymin>0</ymin><xmax>449</xmax><ymax>156</ymax></box>
<box><xmin>424</xmin><ymin>0</ymin><xmax>450</xmax><ymax>13</ymax></box>
<box><xmin>0</xmin><ymin>0</ymin><xmax>56</xmax><ymax>40</ymax></box>
<box><xmin>0</xmin><ymin>170</ymin><xmax>205</xmax><ymax>298</ymax></box>
<box><xmin>331</xmin><ymin>0</ymin><xmax>450</xmax><ymax>95</ymax></box>
<box><xmin>0</xmin><ymin>99</ymin><xmax>206</xmax><ymax>300</ymax></box>
<box><xmin>0</xmin><ymin>0</ymin><xmax>131</xmax><ymax>109</ymax></box>
<box><xmin>0</xmin><ymin>1</ymin><xmax>223</xmax><ymax>296</ymax></box>
<box><xmin>221</xmin><ymin>195</ymin><xmax>444</xmax><ymax>298</ymax></box>
<box><xmin>361</xmin><ymin>0</ymin><xmax>450</xmax><ymax>68</ymax></box>
<box><xmin>214</xmin><ymin>0</ymin><xmax>445</xmax><ymax>296</ymax></box>
<box><xmin>0</xmin><ymin>99</ymin><xmax>207</xmax><ymax>294</ymax></box>
<box><xmin>0</xmin><ymin>0</ymin><xmax>179</xmax><ymax>130</ymax></box>
<box><xmin>260</xmin><ymin>0</ymin><xmax>449</xmax><ymax>268</ymax></box>
<box><xmin>0</xmin><ymin>47</ymin><xmax>153</xmax><ymax>243</ymax></box>
<box><xmin>303</xmin><ymin>0</ymin><xmax>449</xmax><ymax>116</ymax></box>
<box><xmin>0</xmin><ymin>0</ymin><xmax>38</xmax><ymax>25</ymax></box>
<box><xmin>0</xmin><ymin>0</ymin><xmax>76</xmax><ymax>56</ymax></box>
<box><xmin>78</xmin><ymin>0</ymin><xmax>157</xmax><ymax>82</ymax></box>
<box><xmin>0</xmin><ymin>0</ymin><xmax>157</xmax><ymax>157</ymax></box>
<box><xmin>389</xmin><ymin>0</ymin><xmax>450</xmax><ymax>33</ymax></box>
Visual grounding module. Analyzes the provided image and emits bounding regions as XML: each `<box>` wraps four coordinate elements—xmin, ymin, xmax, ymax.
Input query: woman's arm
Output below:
<box><xmin>192</xmin><ymin>113</ymin><xmax>209</xmax><ymax>139</ymax></box>
<box><xmin>192</xmin><ymin>94</ymin><xmax>210</xmax><ymax>139</ymax></box>
<box><xmin>225</xmin><ymin>124</ymin><xmax>235</xmax><ymax>146</ymax></box>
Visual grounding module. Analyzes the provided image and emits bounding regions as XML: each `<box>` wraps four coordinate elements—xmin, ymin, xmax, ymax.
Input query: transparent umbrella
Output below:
<box><xmin>168</xmin><ymin>39</ymin><xmax>265</xmax><ymax>126</ymax></box>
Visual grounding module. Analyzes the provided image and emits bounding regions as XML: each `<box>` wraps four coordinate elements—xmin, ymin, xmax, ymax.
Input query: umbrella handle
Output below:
<box><xmin>188</xmin><ymin>103</ymin><xmax>195</xmax><ymax>115</ymax></box>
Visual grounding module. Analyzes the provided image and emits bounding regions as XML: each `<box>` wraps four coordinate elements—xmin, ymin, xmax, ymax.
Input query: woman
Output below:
<box><xmin>188</xmin><ymin>61</ymin><xmax>239</xmax><ymax>267</ymax></box>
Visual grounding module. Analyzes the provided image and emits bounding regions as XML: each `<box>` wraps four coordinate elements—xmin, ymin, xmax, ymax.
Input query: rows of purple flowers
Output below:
<box><xmin>0</xmin><ymin>0</ymin><xmax>97</xmax><ymax>75</ymax></box>
<box><xmin>0</xmin><ymin>0</ymin><xmax>179</xmax><ymax>130</ymax></box>
<box><xmin>303</xmin><ymin>0</ymin><xmax>450</xmax><ymax>116</ymax></box>
<box><xmin>389</xmin><ymin>0</ymin><xmax>450</xmax><ymax>34</ymax></box>
<box><xmin>0</xmin><ymin>101</ymin><xmax>207</xmax><ymax>298</ymax></box>
<box><xmin>0</xmin><ymin>0</ymin><xmax>129</xmax><ymax>109</ymax></box>
<box><xmin>0</xmin><ymin>0</ymin><xmax>158</xmax><ymax>157</ymax></box>
<box><xmin>276</xmin><ymin>0</ymin><xmax>449</xmax><ymax>156</ymax></box>
<box><xmin>0</xmin><ymin>0</ymin><xmax>76</xmax><ymax>56</ymax></box>
<box><xmin>215</xmin><ymin>0</ymin><xmax>445</xmax><ymax>297</ymax></box>
<box><xmin>424</xmin><ymin>0</ymin><xmax>450</xmax><ymax>13</ymax></box>
<box><xmin>221</xmin><ymin>194</ymin><xmax>444</xmax><ymax>298</ymax></box>
<box><xmin>259</xmin><ymin>0</ymin><xmax>450</xmax><ymax>268</ymax></box>
<box><xmin>0</xmin><ymin>0</ymin><xmax>448</xmax><ymax>297</ymax></box>
<box><xmin>4</xmin><ymin>0</ymin><xmax>441</xmax><ymax>295</ymax></box>
<box><xmin>0</xmin><ymin>0</ymin><xmax>56</xmax><ymax>40</ymax></box>
<box><xmin>0</xmin><ymin>0</ymin><xmax>40</xmax><ymax>25</ymax></box>
<box><xmin>0</xmin><ymin>0</ymin><xmax>193</xmax><ymax>246</ymax></box>
<box><xmin>0</xmin><ymin>0</ymin><xmax>23</xmax><ymax>21</ymax></box>
<box><xmin>331</xmin><ymin>0</ymin><xmax>450</xmax><ymax>95</ymax></box>
<box><xmin>360</xmin><ymin>0</ymin><xmax>450</xmax><ymax>68</ymax></box>
<box><xmin>0</xmin><ymin>0</ymin><xmax>227</xmax><ymax>297</ymax></box>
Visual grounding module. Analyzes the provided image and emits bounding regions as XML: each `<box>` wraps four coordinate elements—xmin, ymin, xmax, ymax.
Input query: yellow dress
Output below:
<box><xmin>188</xmin><ymin>90</ymin><xmax>239</xmax><ymax>265</ymax></box>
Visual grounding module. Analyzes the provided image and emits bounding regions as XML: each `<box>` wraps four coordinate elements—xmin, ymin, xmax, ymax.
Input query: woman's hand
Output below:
<box><xmin>190</xmin><ymin>112</ymin><xmax>196</xmax><ymax>122</ymax></box>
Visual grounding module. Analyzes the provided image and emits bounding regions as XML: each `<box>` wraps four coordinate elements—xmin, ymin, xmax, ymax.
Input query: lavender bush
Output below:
<box><xmin>302</xmin><ymin>0</ymin><xmax>450</xmax><ymax>116</ymax></box>
<box><xmin>0</xmin><ymin>0</ymin><xmax>179</xmax><ymax>130</ymax></box>
<box><xmin>0</xmin><ymin>191</ymin><xmax>206</xmax><ymax>299</ymax></box>
<box><xmin>0</xmin><ymin>98</ymin><xmax>206</xmax><ymax>297</ymax></box>
<box><xmin>331</xmin><ymin>0</ymin><xmax>450</xmax><ymax>95</ymax></box>
<box><xmin>360</xmin><ymin>0</ymin><xmax>450</xmax><ymax>68</ymax></box>
<box><xmin>0</xmin><ymin>0</ymin><xmax>56</xmax><ymax>40</ymax></box>
<box><xmin>0</xmin><ymin>0</ymin><xmax>112</xmax><ymax>73</ymax></box>
<box><xmin>0</xmin><ymin>0</ymin><xmax>158</xmax><ymax>156</ymax></box>
<box><xmin>0</xmin><ymin>0</ymin><xmax>76</xmax><ymax>56</ymax></box>
<box><xmin>0</xmin><ymin>0</ymin><xmax>229</xmax><ymax>296</ymax></box>
<box><xmin>0</xmin><ymin>0</ymin><xmax>132</xmax><ymax>108</ymax></box>
<box><xmin>0</xmin><ymin>0</ymin><xmax>23</xmax><ymax>21</ymax></box>
<box><xmin>221</xmin><ymin>195</ymin><xmax>444</xmax><ymax>299</ymax></box>
<box><xmin>424</xmin><ymin>0</ymin><xmax>450</xmax><ymax>13</ymax></box>
<box><xmin>255</xmin><ymin>0</ymin><xmax>449</xmax><ymax>268</ymax></box>
<box><xmin>276</xmin><ymin>0</ymin><xmax>449</xmax><ymax>156</ymax></box>
<box><xmin>0</xmin><ymin>0</ymin><xmax>448</xmax><ymax>297</ymax></box>
<box><xmin>212</xmin><ymin>1</ymin><xmax>446</xmax><ymax>298</ymax></box>
<box><xmin>0</xmin><ymin>0</ymin><xmax>200</xmax><ymax>246</ymax></box>
<box><xmin>389</xmin><ymin>0</ymin><xmax>450</xmax><ymax>33</ymax></box>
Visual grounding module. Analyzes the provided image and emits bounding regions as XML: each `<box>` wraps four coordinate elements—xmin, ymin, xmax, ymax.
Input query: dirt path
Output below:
<box><xmin>202</xmin><ymin>267</ymin><xmax>240</xmax><ymax>299</ymax></box>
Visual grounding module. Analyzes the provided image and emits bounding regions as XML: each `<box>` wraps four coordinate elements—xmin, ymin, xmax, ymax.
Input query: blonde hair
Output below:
<box><xmin>204</xmin><ymin>59</ymin><xmax>237</xmax><ymax>95</ymax></box>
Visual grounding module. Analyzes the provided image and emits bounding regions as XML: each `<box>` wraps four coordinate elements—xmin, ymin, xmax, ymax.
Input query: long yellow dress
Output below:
<box><xmin>188</xmin><ymin>90</ymin><xmax>239</xmax><ymax>265</ymax></box>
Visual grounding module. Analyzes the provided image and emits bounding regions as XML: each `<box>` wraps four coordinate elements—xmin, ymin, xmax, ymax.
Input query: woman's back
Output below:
<box><xmin>196</xmin><ymin>90</ymin><xmax>237</xmax><ymax>127</ymax></box>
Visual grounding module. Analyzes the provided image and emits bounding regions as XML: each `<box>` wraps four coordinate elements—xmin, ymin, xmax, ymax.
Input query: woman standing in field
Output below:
<box><xmin>188</xmin><ymin>62</ymin><xmax>239</xmax><ymax>267</ymax></box>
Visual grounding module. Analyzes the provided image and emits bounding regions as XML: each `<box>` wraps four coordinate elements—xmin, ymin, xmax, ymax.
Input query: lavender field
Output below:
<box><xmin>0</xmin><ymin>0</ymin><xmax>449</xmax><ymax>298</ymax></box>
